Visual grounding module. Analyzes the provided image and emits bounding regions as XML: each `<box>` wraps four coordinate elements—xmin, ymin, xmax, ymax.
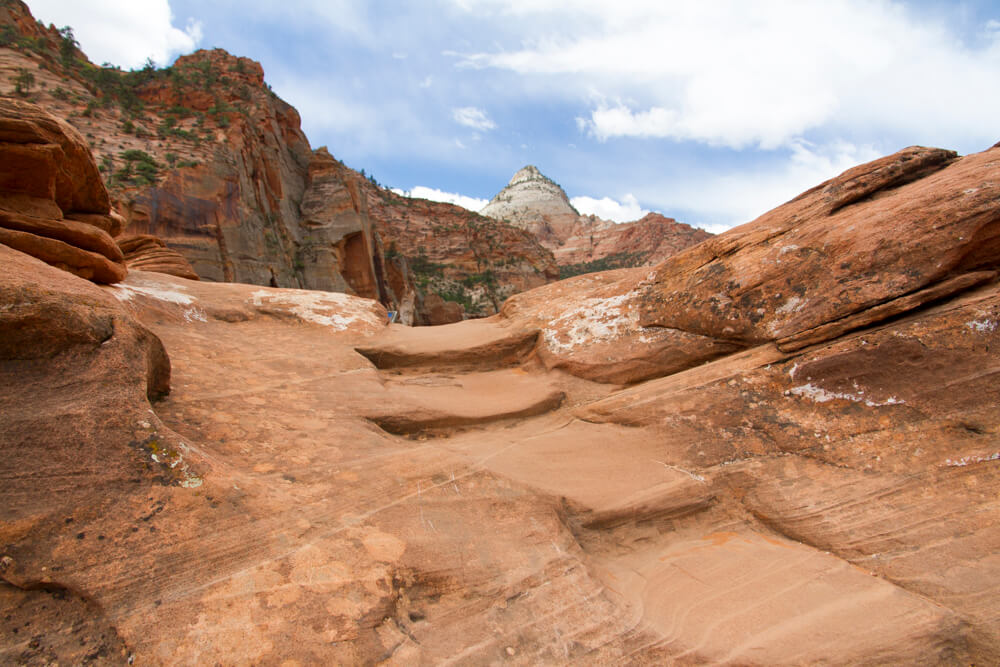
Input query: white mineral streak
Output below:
<box><xmin>789</xmin><ymin>382</ymin><xmax>903</xmax><ymax>407</ymax></box>
<box><xmin>542</xmin><ymin>292</ymin><xmax>668</xmax><ymax>352</ymax></box>
<box><xmin>966</xmin><ymin>318</ymin><xmax>997</xmax><ymax>334</ymax></box>
<box><xmin>249</xmin><ymin>288</ymin><xmax>380</xmax><ymax>331</ymax></box>
<box><xmin>943</xmin><ymin>452</ymin><xmax>999</xmax><ymax>467</ymax></box>
<box><xmin>112</xmin><ymin>280</ymin><xmax>196</xmax><ymax>305</ymax></box>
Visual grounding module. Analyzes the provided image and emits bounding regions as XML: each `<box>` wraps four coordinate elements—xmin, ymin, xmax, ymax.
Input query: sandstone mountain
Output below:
<box><xmin>481</xmin><ymin>164</ymin><xmax>711</xmax><ymax>276</ymax></box>
<box><xmin>3</xmin><ymin>137</ymin><xmax>999</xmax><ymax>663</ymax></box>
<box><xmin>480</xmin><ymin>164</ymin><xmax>581</xmax><ymax>232</ymax></box>
<box><xmin>0</xmin><ymin>0</ymin><xmax>556</xmax><ymax>324</ymax></box>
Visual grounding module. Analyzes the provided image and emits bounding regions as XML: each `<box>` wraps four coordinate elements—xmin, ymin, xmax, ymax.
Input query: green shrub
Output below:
<box><xmin>558</xmin><ymin>251</ymin><xmax>648</xmax><ymax>279</ymax></box>
<box><xmin>58</xmin><ymin>26</ymin><xmax>78</xmax><ymax>65</ymax></box>
<box><xmin>0</xmin><ymin>24</ymin><xmax>17</xmax><ymax>47</ymax></box>
<box><xmin>13</xmin><ymin>68</ymin><xmax>34</xmax><ymax>96</ymax></box>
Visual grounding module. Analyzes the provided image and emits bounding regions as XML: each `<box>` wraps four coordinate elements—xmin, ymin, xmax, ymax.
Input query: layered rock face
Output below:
<box><xmin>480</xmin><ymin>165</ymin><xmax>711</xmax><ymax>276</ymax></box>
<box><xmin>106</xmin><ymin>48</ymin><xmax>333</xmax><ymax>290</ymax></box>
<box><xmin>0</xmin><ymin>97</ymin><xmax>126</xmax><ymax>283</ymax></box>
<box><xmin>3</xmin><ymin>144</ymin><xmax>999</xmax><ymax>664</ymax></box>
<box><xmin>117</xmin><ymin>234</ymin><xmax>199</xmax><ymax>280</ymax></box>
<box><xmin>635</xmin><ymin>145</ymin><xmax>998</xmax><ymax>348</ymax></box>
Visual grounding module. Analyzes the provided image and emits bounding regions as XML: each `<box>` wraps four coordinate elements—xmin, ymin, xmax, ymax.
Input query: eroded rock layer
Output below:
<box><xmin>118</xmin><ymin>234</ymin><xmax>199</xmax><ymax>280</ymax></box>
<box><xmin>2</xmin><ymin>1</ymin><xmax>999</xmax><ymax>660</ymax></box>
<box><xmin>0</xmin><ymin>98</ymin><xmax>125</xmax><ymax>283</ymax></box>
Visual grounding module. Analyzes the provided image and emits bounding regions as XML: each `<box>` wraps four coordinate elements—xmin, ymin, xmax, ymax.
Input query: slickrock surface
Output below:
<box><xmin>500</xmin><ymin>267</ymin><xmax>745</xmax><ymax>384</ymax></box>
<box><xmin>635</xmin><ymin>145</ymin><xmax>997</xmax><ymax>345</ymax></box>
<box><xmin>356</xmin><ymin>316</ymin><xmax>540</xmax><ymax>371</ymax></box>
<box><xmin>5</xmin><ymin>236</ymin><xmax>997</xmax><ymax>662</ymax></box>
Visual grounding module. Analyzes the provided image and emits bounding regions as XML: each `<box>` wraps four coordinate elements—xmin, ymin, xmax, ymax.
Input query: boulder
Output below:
<box><xmin>422</xmin><ymin>292</ymin><xmax>464</xmax><ymax>325</ymax></box>
<box><xmin>0</xmin><ymin>98</ymin><xmax>110</xmax><ymax>215</ymax></box>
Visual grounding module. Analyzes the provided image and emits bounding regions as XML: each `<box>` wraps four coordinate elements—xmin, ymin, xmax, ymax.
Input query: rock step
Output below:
<box><xmin>435</xmin><ymin>418</ymin><xmax>716</xmax><ymax>526</ymax></box>
<box><xmin>364</xmin><ymin>369</ymin><xmax>564</xmax><ymax>435</ymax></box>
<box><xmin>355</xmin><ymin>317</ymin><xmax>539</xmax><ymax>372</ymax></box>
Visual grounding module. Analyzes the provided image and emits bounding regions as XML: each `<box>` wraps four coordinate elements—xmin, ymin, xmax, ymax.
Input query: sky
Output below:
<box><xmin>23</xmin><ymin>0</ymin><xmax>1000</xmax><ymax>233</ymax></box>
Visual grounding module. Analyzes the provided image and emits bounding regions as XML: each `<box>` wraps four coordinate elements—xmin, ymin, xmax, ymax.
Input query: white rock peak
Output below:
<box><xmin>507</xmin><ymin>165</ymin><xmax>547</xmax><ymax>187</ymax></box>
<box><xmin>480</xmin><ymin>164</ymin><xmax>580</xmax><ymax>225</ymax></box>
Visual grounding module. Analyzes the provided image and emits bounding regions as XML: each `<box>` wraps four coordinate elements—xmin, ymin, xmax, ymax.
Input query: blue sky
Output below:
<box><xmin>24</xmin><ymin>0</ymin><xmax>1000</xmax><ymax>232</ymax></box>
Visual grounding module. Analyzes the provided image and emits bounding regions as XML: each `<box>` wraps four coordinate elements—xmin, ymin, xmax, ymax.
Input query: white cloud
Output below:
<box><xmin>694</xmin><ymin>223</ymin><xmax>736</xmax><ymax>235</ymax></box>
<box><xmin>27</xmin><ymin>0</ymin><xmax>202</xmax><ymax>68</ymax></box>
<box><xmin>456</xmin><ymin>0</ymin><xmax>1000</xmax><ymax>152</ymax></box>
<box><xmin>571</xmin><ymin>193</ymin><xmax>648</xmax><ymax>222</ymax></box>
<box><xmin>392</xmin><ymin>186</ymin><xmax>489</xmax><ymax>212</ymax></box>
<box><xmin>452</xmin><ymin>106</ymin><xmax>497</xmax><ymax>131</ymax></box>
<box><xmin>272</xmin><ymin>76</ymin><xmax>378</xmax><ymax>136</ymax></box>
<box><xmin>271</xmin><ymin>73</ymin><xmax>441</xmax><ymax>159</ymax></box>
<box><xmin>648</xmin><ymin>140</ymin><xmax>882</xmax><ymax>231</ymax></box>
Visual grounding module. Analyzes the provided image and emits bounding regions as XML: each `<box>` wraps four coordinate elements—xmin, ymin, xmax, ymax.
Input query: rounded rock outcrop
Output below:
<box><xmin>117</xmin><ymin>234</ymin><xmax>200</xmax><ymax>281</ymax></box>
<box><xmin>0</xmin><ymin>98</ymin><xmax>126</xmax><ymax>283</ymax></box>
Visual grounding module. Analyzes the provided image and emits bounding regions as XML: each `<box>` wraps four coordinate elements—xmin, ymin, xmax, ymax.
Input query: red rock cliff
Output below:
<box><xmin>0</xmin><ymin>1</ymin><xmax>559</xmax><ymax>324</ymax></box>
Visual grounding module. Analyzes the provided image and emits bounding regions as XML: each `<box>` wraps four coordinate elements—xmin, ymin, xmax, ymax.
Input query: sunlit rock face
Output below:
<box><xmin>481</xmin><ymin>164</ymin><xmax>581</xmax><ymax>228</ymax></box>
